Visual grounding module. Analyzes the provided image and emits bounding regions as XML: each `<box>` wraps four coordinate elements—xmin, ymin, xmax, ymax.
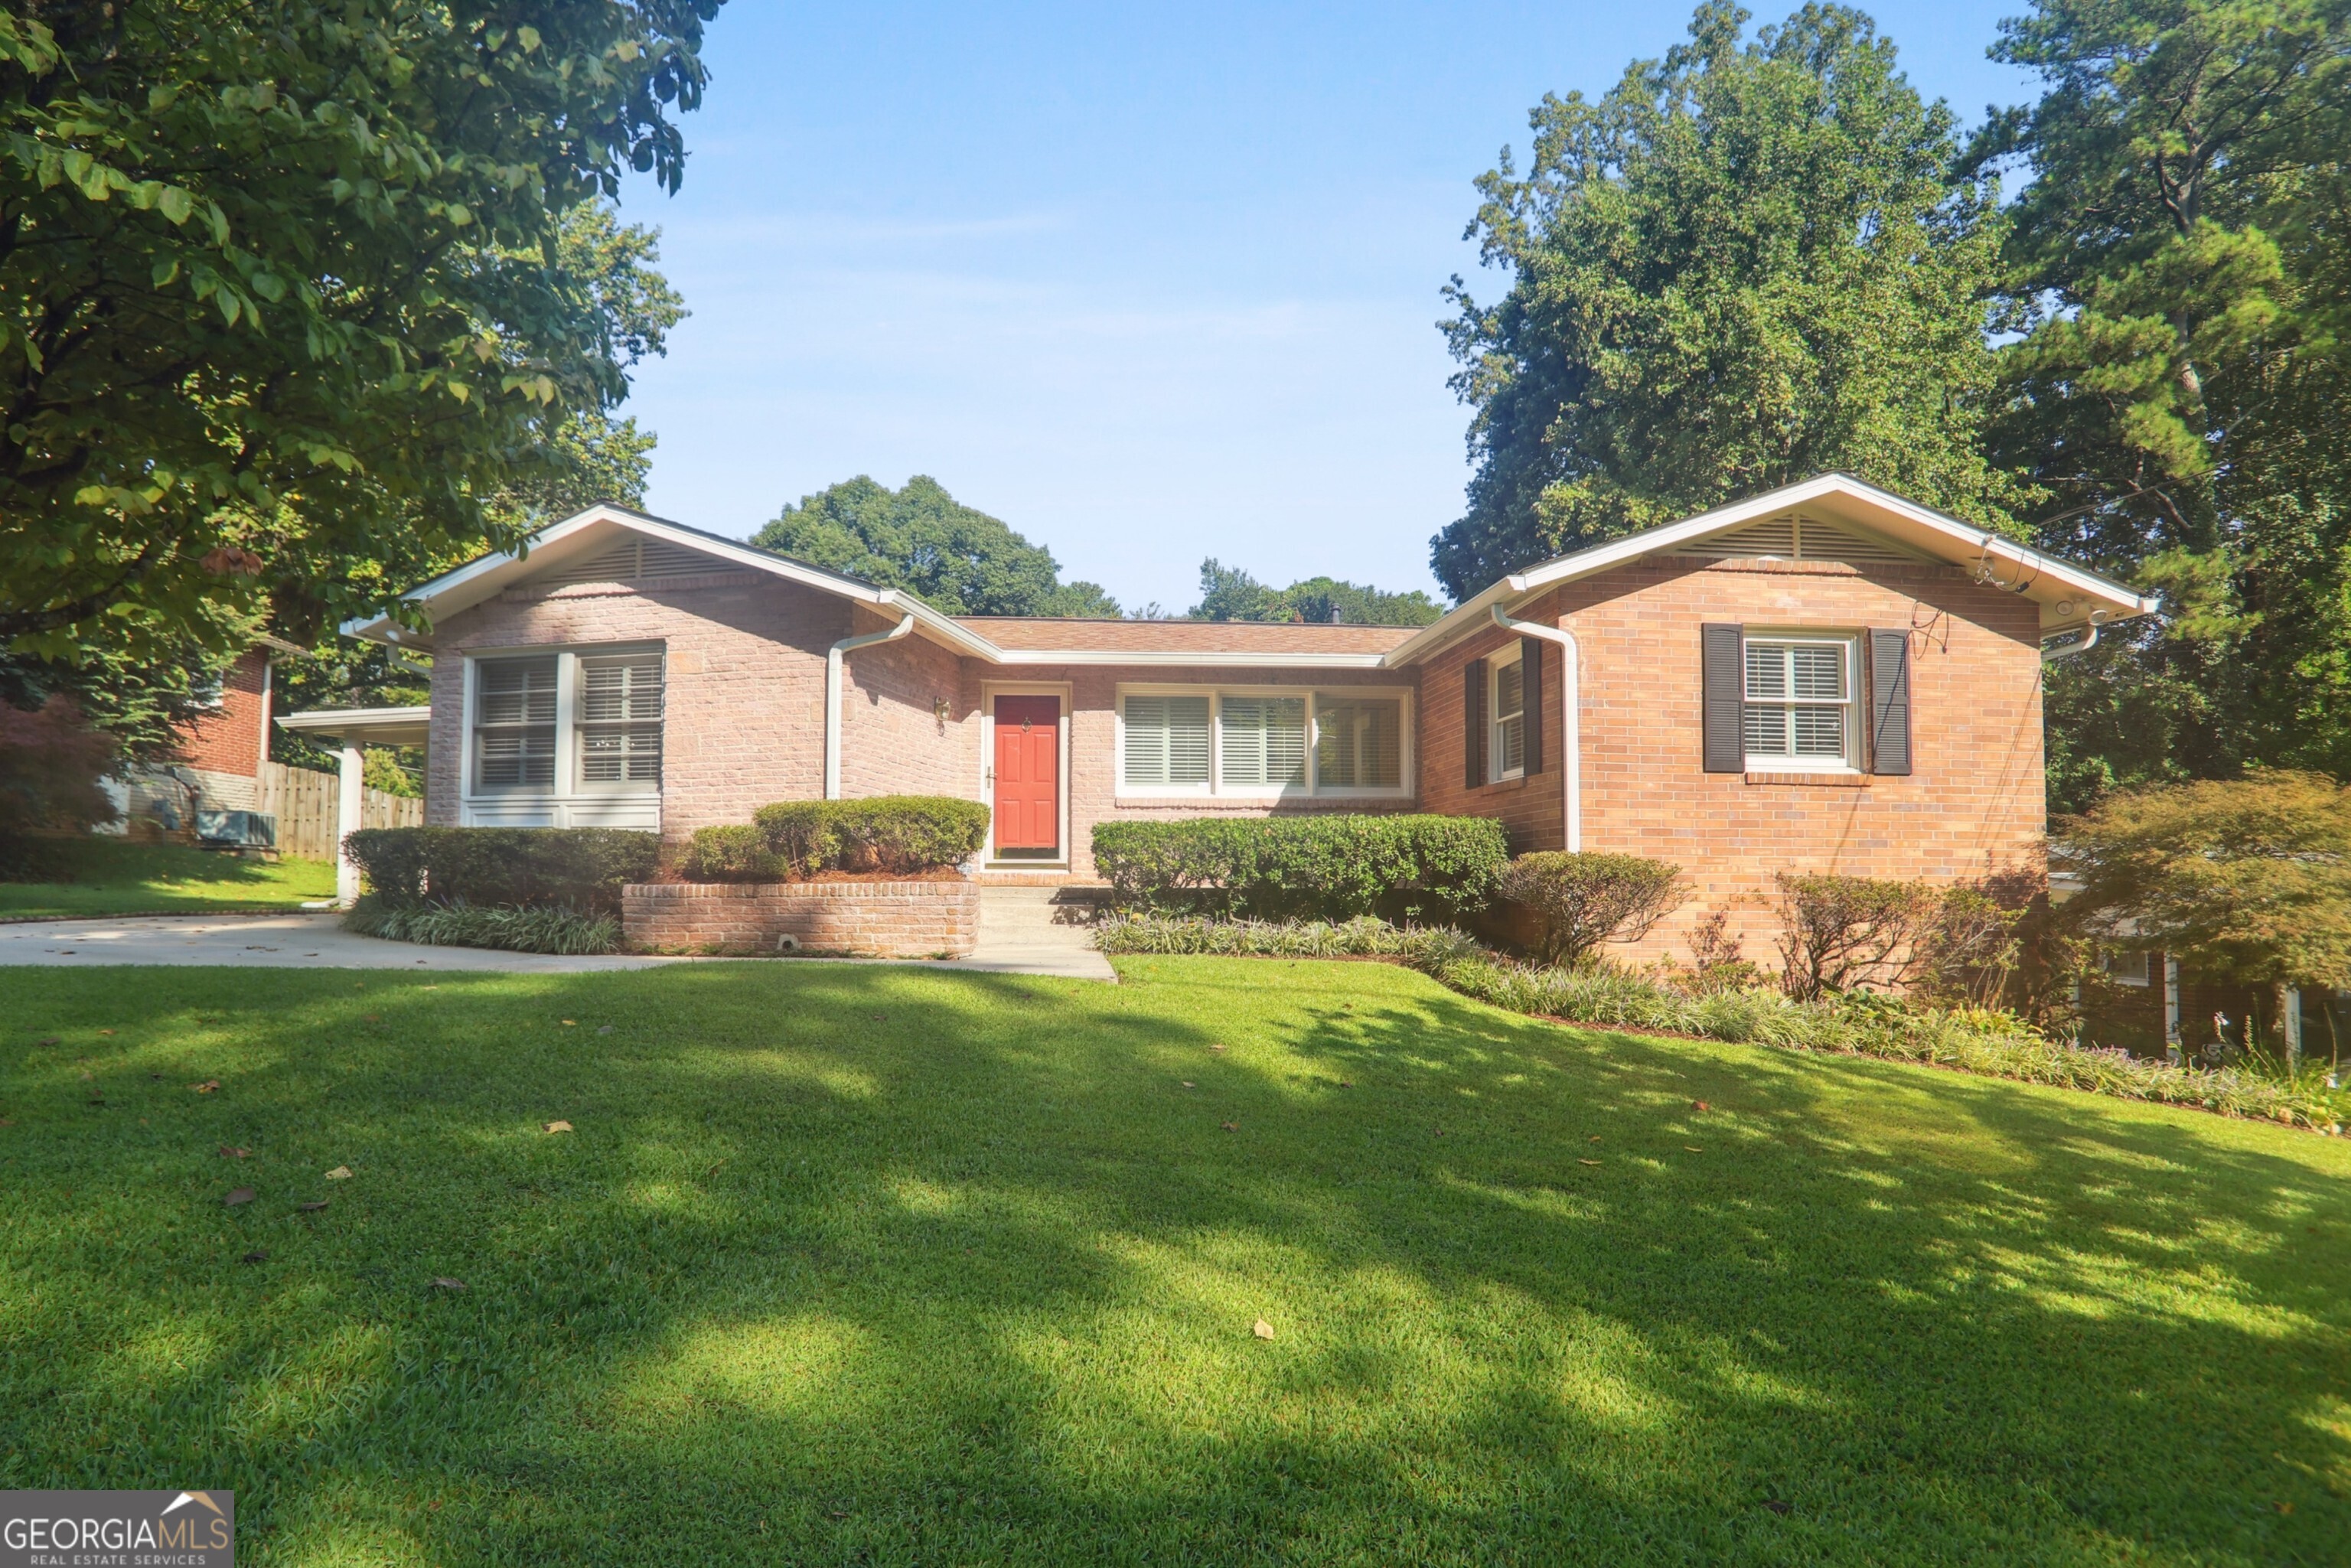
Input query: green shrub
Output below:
<box><xmin>736</xmin><ymin>796</ymin><xmax>990</xmax><ymax>879</ymax></box>
<box><xmin>677</xmin><ymin>824</ymin><xmax>778</xmax><ymax>882</ymax></box>
<box><xmin>1095</xmin><ymin>912</ymin><xmax>1482</xmax><ymax>964</ymax></box>
<box><xmin>342</xmin><ymin>895</ymin><xmax>621</xmax><ymax>955</ymax></box>
<box><xmin>342</xmin><ymin>826</ymin><xmax>658</xmax><ymax>914</ymax></box>
<box><xmin>1773</xmin><ymin>872</ymin><xmax>1938</xmax><ymax>1000</ymax></box>
<box><xmin>1091</xmin><ymin>814</ymin><xmax>1508</xmax><ymax>921</ymax></box>
<box><xmin>1496</xmin><ymin>852</ymin><xmax>1688</xmax><ymax>965</ymax></box>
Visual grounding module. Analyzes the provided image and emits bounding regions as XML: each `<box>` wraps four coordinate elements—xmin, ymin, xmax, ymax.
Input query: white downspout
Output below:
<box><xmin>825</xmin><ymin>612</ymin><xmax>915</xmax><ymax>800</ymax></box>
<box><xmin>2042</xmin><ymin>611</ymin><xmax>2105</xmax><ymax>663</ymax></box>
<box><xmin>1491</xmin><ymin>604</ymin><xmax>1581</xmax><ymax>852</ymax></box>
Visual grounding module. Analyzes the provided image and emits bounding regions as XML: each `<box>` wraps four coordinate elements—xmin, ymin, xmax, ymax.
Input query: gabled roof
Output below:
<box><xmin>340</xmin><ymin>502</ymin><xmax>1003</xmax><ymax>660</ymax></box>
<box><xmin>1381</xmin><ymin>473</ymin><xmax>2159</xmax><ymax>668</ymax></box>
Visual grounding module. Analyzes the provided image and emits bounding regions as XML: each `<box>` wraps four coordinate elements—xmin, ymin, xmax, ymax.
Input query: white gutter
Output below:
<box><xmin>1491</xmin><ymin>604</ymin><xmax>1582</xmax><ymax>852</ymax></box>
<box><xmin>826</xmin><ymin>613</ymin><xmax>915</xmax><ymax>799</ymax></box>
<box><xmin>2041</xmin><ymin>611</ymin><xmax>2105</xmax><ymax>663</ymax></box>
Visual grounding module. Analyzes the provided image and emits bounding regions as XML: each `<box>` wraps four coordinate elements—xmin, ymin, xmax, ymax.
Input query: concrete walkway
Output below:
<box><xmin>0</xmin><ymin>899</ymin><xmax>1118</xmax><ymax>980</ymax></box>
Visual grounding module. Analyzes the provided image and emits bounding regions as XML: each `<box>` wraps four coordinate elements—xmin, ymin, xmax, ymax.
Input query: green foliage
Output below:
<box><xmin>753</xmin><ymin>476</ymin><xmax>1120</xmax><ymax>617</ymax></box>
<box><xmin>0</xmin><ymin>697</ymin><xmax>119</xmax><ymax>878</ymax></box>
<box><xmin>341</xmin><ymin>895</ymin><xmax>619</xmax><ymax>956</ymax></box>
<box><xmin>343</xmin><ymin>827</ymin><xmax>658</xmax><ymax>914</ymax></box>
<box><xmin>0</xmin><ymin>609</ymin><xmax>254</xmax><ymax>762</ymax></box>
<box><xmin>2060</xmin><ymin>771</ymin><xmax>2351</xmax><ymax>990</ymax></box>
<box><xmin>677</xmin><ymin>824</ymin><xmax>778</xmax><ymax>883</ymax></box>
<box><xmin>359</xmin><ymin>748</ymin><xmax>420</xmax><ymax>799</ymax></box>
<box><xmin>1496</xmin><ymin>852</ymin><xmax>1690</xmax><ymax>967</ymax></box>
<box><xmin>1095</xmin><ymin>913</ymin><xmax>1483</xmax><ymax>964</ymax></box>
<box><xmin>1092</xmin><ymin>815</ymin><xmax>1509</xmax><ymax>921</ymax></box>
<box><xmin>739</xmin><ymin>797</ymin><xmax>991</xmax><ymax>879</ymax></box>
<box><xmin>1974</xmin><ymin>0</ymin><xmax>2351</xmax><ymax>800</ymax></box>
<box><xmin>1189</xmin><ymin>560</ymin><xmax>1442</xmax><ymax>625</ymax></box>
<box><xmin>1772</xmin><ymin>872</ymin><xmax>1939</xmax><ymax>1001</ymax></box>
<box><xmin>1430</xmin><ymin>2</ymin><xmax>2023</xmax><ymax>597</ymax></box>
<box><xmin>1428</xmin><ymin>949</ymin><xmax>2343</xmax><ymax>1129</ymax></box>
<box><xmin>0</xmin><ymin>2</ymin><xmax>723</xmax><ymax>662</ymax></box>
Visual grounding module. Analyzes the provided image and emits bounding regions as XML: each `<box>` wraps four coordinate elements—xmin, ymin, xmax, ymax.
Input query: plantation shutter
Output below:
<box><xmin>1463</xmin><ymin>660</ymin><xmax>1486</xmax><ymax>790</ymax></box>
<box><xmin>1519</xmin><ymin>635</ymin><xmax>1544</xmax><ymax>775</ymax></box>
<box><xmin>1868</xmin><ymin>628</ymin><xmax>1912</xmax><ymax>776</ymax></box>
<box><xmin>1701</xmin><ymin>624</ymin><xmax>1744</xmax><ymax>773</ymax></box>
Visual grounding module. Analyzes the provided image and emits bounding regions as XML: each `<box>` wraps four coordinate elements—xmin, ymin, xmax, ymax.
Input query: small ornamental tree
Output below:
<box><xmin>2060</xmin><ymin>771</ymin><xmax>2351</xmax><ymax>1050</ymax></box>
<box><xmin>1498</xmin><ymin>852</ymin><xmax>1687</xmax><ymax>967</ymax></box>
<box><xmin>1774</xmin><ymin>872</ymin><xmax>1937</xmax><ymax>1000</ymax></box>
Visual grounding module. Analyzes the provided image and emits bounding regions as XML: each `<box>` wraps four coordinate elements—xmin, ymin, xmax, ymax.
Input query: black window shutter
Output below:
<box><xmin>1701</xmin><ymin>624</ymin><xmax>1744</xmax><ymax>773</ymax></box>
<box><xmin>1464</xmin><ymin>659</ymin><xmax>1486</xmax><ymax>790</ymax></box>
<box><xmin>1519</xmin><ymin>635</ymin><xmax>1544</xmax><ymax>774</ymax></box>
<box><xmin>1869</xmin><ymin>628</ymin><xmax>1912</xmax><ymax>775</ymax></box>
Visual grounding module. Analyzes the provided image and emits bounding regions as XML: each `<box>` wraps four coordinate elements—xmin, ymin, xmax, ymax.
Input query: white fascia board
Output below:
<box><xmin>273</xmin><ymin>705</ymin><xmax>433</xmax><ymax>744</ymax></box>
<box><xmin>991</xmin><ymin>648</ymin><xmax>1390</xmax><ymax>668</ymax></box>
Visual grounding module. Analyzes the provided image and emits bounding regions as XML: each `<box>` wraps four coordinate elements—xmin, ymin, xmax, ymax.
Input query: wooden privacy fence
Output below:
<box><xmin>256</xmin><ymin>761</ymin><xmax>422</xmax><ymax>860</ymax></box>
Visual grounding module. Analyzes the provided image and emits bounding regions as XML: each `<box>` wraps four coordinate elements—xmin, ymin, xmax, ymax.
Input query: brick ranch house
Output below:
<box><xmin>294</xmin><ymin>473</ymin><xmax>2154</xmax><ymax>961</ymax></box>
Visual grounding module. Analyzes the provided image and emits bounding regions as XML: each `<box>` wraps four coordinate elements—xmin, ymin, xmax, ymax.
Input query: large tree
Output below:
<box><xmin>1971</xmin><ymin>0</ymin><xmax>2351</xmax><ymax>805</ymax></box>
<box><xmin>0</xmin><ymin>0</ymin><xmax>722</xmax><ymax>664</ymax></box>
<box><xmin>1430</xmin><ymin>2</ymin><xmax>2024</xmax><ymax>598</ymax></box>
<box><xmin>753</xmin><ymin>476</ymin><xmax>1122</xmax><ymax>618</ymax></box>
<box><xmin>1189</xmin><ymin>560</ymin><xmax>1442</xmax><ymax>625</ymax></box>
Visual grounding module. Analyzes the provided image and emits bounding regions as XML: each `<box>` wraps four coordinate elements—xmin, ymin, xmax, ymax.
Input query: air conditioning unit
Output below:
<box><xmin>195</xmin><ymin>809</ymin><xmax>278</xmax><ymax>849</ymax></box>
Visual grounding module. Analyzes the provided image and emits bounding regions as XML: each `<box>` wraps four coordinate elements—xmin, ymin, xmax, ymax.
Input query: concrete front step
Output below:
<box><xmin>971</xmin><ymin>885</ymin><xmax>1117</xmax><ymax>980</ymax></box>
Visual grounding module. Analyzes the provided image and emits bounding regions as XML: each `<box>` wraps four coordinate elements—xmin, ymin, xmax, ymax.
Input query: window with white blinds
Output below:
<box><xmin>474</xmin><ymin>657</ymin><xmax>558</xmax><ymax>788</ymax></box>
<box><xmin>576</xmin><ymin>654</ymin><xmax>664</xmax><ymax>787</ymax></box>
<box><xmin>469</xmin><ymin>648</ymin><xmax>665</xmax><ymax>796</ymax></box>
<box><xmin>1121</xmin><ymin>694</ymin><xmax>1211</xmax><ymax>787</ymax></box>
<box><xmin>1743</xmin><ymin>637</ymin><xmax>1857</xmax><ymax>769</ymax></box>
<box><xmin>1489</xmin><ymin>651</ymin><xmax>1525</xmax><ymax>781</ymax></box>
<box><xmin>1119</xmin><ymin>689</ymin><xmax>1410</xmax><ymax>797</ymax></box>
<box><xmin>1220</xmin><ymin>696</ymin><xmax>1306</xmax><ymax>789</ymax></box>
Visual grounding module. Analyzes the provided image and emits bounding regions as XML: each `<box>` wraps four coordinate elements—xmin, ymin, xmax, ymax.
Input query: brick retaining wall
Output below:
<box><xmin>622</xmin><ymin>879</ymin><xmax>979</xmax><ymax>957</ymax></box>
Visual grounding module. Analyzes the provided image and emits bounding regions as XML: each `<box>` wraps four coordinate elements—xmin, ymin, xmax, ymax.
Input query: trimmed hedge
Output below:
<box><xmin>1092</xmin><ymin>814</ymin><xmax>1508</xmax><ymax>921</ymax></box>
<box><xmin>343</xmin><ymin>826</ymin><xmax>659</xmax><ymax>914</ymax></box>
<box><xmin>677</xmin><ymin>796</ymin><xmax>990</xmax><ymax>882</ymax></box>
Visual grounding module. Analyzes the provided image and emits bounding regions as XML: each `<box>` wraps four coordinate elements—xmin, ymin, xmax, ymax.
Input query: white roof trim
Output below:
<box><xmin>274</xmin><ymin>705</ymin><xmax>433</xmax><ymax>744</ymax></box>
<box><xmin>990</xmin><ymin>649</ymin><xmax>1390</xmax><ymax>668</ymax></box>
<box><xmin>1383</xmin><ymin>473</ymin><xmax>2159</xmax><ymax>667</ymax></box>
<box><xmin>340</xmin><ymin>504</ymin><xmax>1006</xmax><ymax>662</ymax></box>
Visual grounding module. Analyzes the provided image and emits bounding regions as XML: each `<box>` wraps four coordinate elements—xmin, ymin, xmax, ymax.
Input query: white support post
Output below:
<box><xmin>336</xmin><ymin>744</ymin><xmax>364</xmax><ymax>908</ymax></box>
<box><xmin>2163</xmin><ymin>955</ymin><xmax>2181</xmax><ymax>1064</ymax></box>
<box><xmin>2284</xmin><ymin>986</ymin><xmax>2304</xmax><ymax>1068</ymax></box>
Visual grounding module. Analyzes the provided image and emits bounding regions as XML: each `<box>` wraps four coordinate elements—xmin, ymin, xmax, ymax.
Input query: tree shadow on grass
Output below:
<box><xmin>1</xmin><ymin>957</ymin><xmax>2346</xmax><ymax>1565</ymax></box>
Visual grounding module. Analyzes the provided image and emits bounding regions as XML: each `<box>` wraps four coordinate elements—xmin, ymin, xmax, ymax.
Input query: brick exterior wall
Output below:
<box><xmin>1420</xmin><ymin>556</ymin><xmax>2048</xmax><ymax>968</ymax></box>
<box><xmin>174</xmin><ymin>648</ymin><xmax>270</xmax><ymax>778</ymax></box>
<box><xmin>840</xmin><ymin>605</ymin><xmax>977</xmax><ymax>799</ymax></box>
<box><xmin>622</xmin><ymin>879</ymin><xmax>978</xmax><ymax>957</ymax></box>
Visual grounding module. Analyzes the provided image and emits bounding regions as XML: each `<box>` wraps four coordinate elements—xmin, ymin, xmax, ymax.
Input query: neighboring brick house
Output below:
<box><xmin>105</xmin><ymin>645</ymin><xmax>282</xmax><ymax>829</ymax></box>
<box><xmin>326</xmin><ymin>474</ymin><xmax>2155</xmax><ymax>963</ymax></box>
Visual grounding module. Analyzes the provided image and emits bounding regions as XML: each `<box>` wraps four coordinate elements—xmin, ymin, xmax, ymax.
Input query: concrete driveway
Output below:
<box><xmin>0</xmin><ymin>910</ymin><xmax>1116</xmax><ymax>979</ymax></box>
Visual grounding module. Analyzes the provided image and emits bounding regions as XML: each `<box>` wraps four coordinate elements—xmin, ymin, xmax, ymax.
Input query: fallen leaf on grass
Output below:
<box><xmin>298</xmin><ymin>1200</ymin><xmax>329</xmax><ymax>1213</ymax></box>
<box><xmin>596</xmin><ymin>1025</ymin><xmax>613</xmax><ymax>1035</ymax></box>
<box><xmin>560</xmin><ymin>1019</ymin><xmax>576</xmax><ymax>1027</ymax></box>
<box><xmin>324</xmin><ymin>1165</ymin><xmax>352</xmax><ymax>1180</ymax></box>
<box><xmin>241</xmin><ymin>1250</ymin><xmax>268</xmax><ymax>1265</ymax></box>
<box><xmin>1220</xmin><ymin>1121</ymin><xmax>1237</xmax><ymax>1132</ymax></box>
<box><xmin>1578</xmin><ymin>1159</ymin><xmax>1602</xmax><ymax>1167</ymax></box>
<box><xmin>1762</xmin><ymin>1500</ymin><xmax>1792</xmax><ymax>1516</ymax></box>
<box><xmin>1180</xmin><ymin>1081</ymin><xmax>1195</xmax><ymax>1089</ymax></box>
<box><xmin>1692</xmin><ymin>1100</ymin><xmax>1710</xmax><ymax>1113</ymax></box>
<box><xmin>37</xmin><ymin>1036</ymin><xmax>59</xmax><ymax>1047</ymax></box>
<box><xmin>1209</xmin><ymin>1043</ymin><xmax>1226</xmax><ymax>1053</ymax></box>
<box><xmin>223</xmin><ymin>1187</ymin><xmax>255</xmax><ymax>1207</ymax></box>
<box><xmin>98</xmin><ymin>1029</ymin><xmax>114</xmax><ymax>1037</ymax></box>
<box><xmin>1587</xmin><ymin>1135</ymin><xmax>1602</xmax><ymax>1143</ymax></box>
<box><xmin>191</xmin><ymin>1081</ymin><xmax>220</xmax><ymax>1094</ymax></box>
<box><xmin>1253</xmin><ymin>1319</ymin><xmax>1275</xmax><ymax>1341</ymax></box>
<box><xmin>704</xmin><ymin>1159</ymin><xmax>727</xmax><ymax>1179</ymax></box>
<box><xmin>79</xmin><ymin>1070</ymin><xmax>92</xmax><ymax>1081</ymax></box>
<box><xmin>0</xmin><ymin>1118</ymin><xmax>14</xmax><ymax>1128</ymax></box>
<box><xmin>364</xmin><ymin>1014</ymin><xmax>380</xmax><ymax>1023</ymax></box>
<box><xmin>429</xmin><ymin>1277</ymin><xmax>465</xmax><ymax>1292</ymax></box>
<box><xmin>1684</xmin><ymin>1145</ymin><xmax>1704</xmax><ymax>1153</ymax></box>
<box><xmin>149</xmin><ymin>1072</ymin><xmax>162</xmax><ymax>1081</ymax></box>
<box><xmin>543</xmin><ymin>1120</ymin><xmax>572</xmax><ymax>1134</ymax></box>
<box><xmin>219</xmin><ymin>1146</ymin><xmax>249</xmax><ymax>1159</ymax></box>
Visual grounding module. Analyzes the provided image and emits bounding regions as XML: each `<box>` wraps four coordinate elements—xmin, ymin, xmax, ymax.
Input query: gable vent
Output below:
<box><xmin>1683</xmin><ymin>513</ymin><xmax>1921</xmax><ymax>565</ymax></box>
<box><xmin>529</xmin><ymin>535</ymin><xmax>731</xmax><ymax>588</ymax></box>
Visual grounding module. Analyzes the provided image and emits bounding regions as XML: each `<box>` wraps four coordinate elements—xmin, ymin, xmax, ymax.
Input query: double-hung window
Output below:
<box><xmin>1743</xmin><ymin>635</ymin><xmax>1858</xmax><ymax>771</ymax></box>
<box><xmin>1119</xmin><ymin>688</ymin><xmax>1409</xmax><ymax>798</ymax></box>
<box><xmin>471</xmin><ymin>648</ymin><xmax>664</xmax><ymax>795</ymax></box>
<box><xmin>474</xmin><ymin>656</ymin><xmax>559</xmax><ymax>788</ymax></box>
<box><xmin>1489</xmin><ymin>650</ymin><xmax>1525</xmax><ymax>782</ymax></box>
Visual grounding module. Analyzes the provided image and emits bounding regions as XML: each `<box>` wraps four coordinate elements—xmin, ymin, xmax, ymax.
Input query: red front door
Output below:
<box><xmin>993</xmin><ymin>696</ymin><xmax>1060</xmax><ymax>852</ymax></box>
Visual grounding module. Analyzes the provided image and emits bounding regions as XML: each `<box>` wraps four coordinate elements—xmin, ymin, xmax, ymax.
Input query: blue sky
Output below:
<box><xmin>615</xmin><ymin>2</ymin><xmax>2040</xmax><ymax>613</ymax></box>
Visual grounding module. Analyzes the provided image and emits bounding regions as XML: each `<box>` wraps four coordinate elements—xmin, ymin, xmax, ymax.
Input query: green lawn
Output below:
<box><xmin>0</xmin><ymin>839</ymin><xmax>337</xmax><ymax>920</ymax></box>
<box><xmin>2</xmin><ymin>957</ymin><xmax>2346</xmax><ymax>1565</ymax></box>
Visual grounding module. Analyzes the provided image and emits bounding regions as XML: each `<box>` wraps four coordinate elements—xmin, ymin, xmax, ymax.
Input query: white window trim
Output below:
<box><xmin>1740</xmin><ymin>630</ymin><xmax>1864</xmax><ymax>775</ymax></box>
<box><xmin>1486</xmin><ymin>644</ymin><xmax>1525</xmax><ymax>785</ymax></box>
<box><xmin>461</xmin><ymin>642</ymin><xmax>666</xmax><ymax>806</ymax></box>
<box><xmin>1114</xmin><ymin>683</ymin><xmax>1415</xmax><ymax>801</ymax></box>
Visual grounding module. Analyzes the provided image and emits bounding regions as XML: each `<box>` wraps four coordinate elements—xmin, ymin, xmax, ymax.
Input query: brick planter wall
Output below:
<box><xmin>622</xmin><ymin>879</ymin><xmax>979</xmax><ymax>957</ymax></box>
